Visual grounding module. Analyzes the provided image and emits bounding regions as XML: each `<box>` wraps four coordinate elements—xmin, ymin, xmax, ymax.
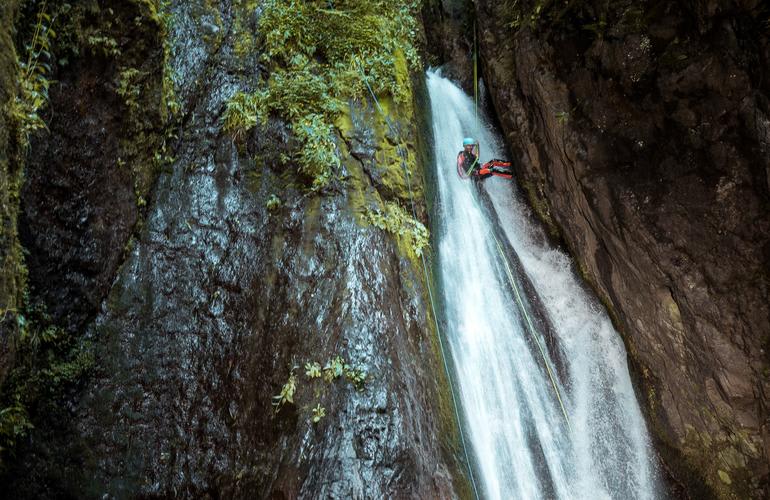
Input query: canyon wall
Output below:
<box><xmin>2</xmin><ymin>1</ymin><xmax>468</xmax><ymax>497</ymax></box>
<box><xmin>472</xmin><ymin>0</ymin><xmax>769</xmax><ymax>497</ymax></box>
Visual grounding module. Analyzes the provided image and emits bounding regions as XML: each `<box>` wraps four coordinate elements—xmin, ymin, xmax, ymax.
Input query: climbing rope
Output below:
<box><xmin>468</xmin><ymin>28</ymin><xmax>571</xmax><ymax>430</ymax></box>
<box><xmin>465</xmin><ymin>156</ymin><xmax>479</xmax><ymax>178</ymax></box>
<box><xmin>357</xmin><ymin>64</ymin><xmax>482</xmax><ymax>500</ymax></box>
<box><xmin>488</xmin><ymin>226</ymin><xmax>572</xmax><ymax>431</ymax></box>
<box><xmin>473</xmin><ymin>21</ymin><xmax>479</xmax><ymax>132</ymax></box>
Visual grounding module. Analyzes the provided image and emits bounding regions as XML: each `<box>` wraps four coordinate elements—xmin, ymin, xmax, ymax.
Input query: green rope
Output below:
<box><xmin>473</xmin><ymin>21</ymin><xmax>478</xmax><ymax>131</ymax></box>
<box><xmin>468</xmin><ymin>25</ymin><xmax>571</xmax><ymax>429</ymax></box>
<box><xmin>358</xmin><ymin>64</ymin><xmax>482</xmax><ymax>500</ymax></box>
<box><xmin>465</xmin><ymin>156</ymin><xmax>479</xmax><ymax>177</ymax></box>
<box><xmin>491</xmin><ymin>230</ymin><xmax>572</xmax><ymax>431</ymax></box>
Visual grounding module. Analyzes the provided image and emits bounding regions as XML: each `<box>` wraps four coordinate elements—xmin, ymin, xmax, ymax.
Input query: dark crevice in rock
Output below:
<box><xmin>18</xmin><ymin>1</ymin><xmax>168</xmax><ymax>335</ymax></box>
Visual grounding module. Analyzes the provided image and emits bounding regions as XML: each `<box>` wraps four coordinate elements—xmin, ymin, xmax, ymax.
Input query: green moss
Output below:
<box><xmin>232</xmin><ymin>0</ymin><xmax>259</xmax><ymax>59</ymax></box>
<box><xmin>338</xmin><ymin>141</ymin><xmax>370</xmax><ymax>220</ymax></box>
<box><xmin>678</xmin><ymin>421</ymin><xmax>756</xmax><ymax>498</ymax></box>
<box><xmin>0</xmin><ymin>0</ymin><xmax>23</xmax><ymax>333</ymax></box>
<box><xmin>0</xmin><ymin>0</ymin><xmax>39</xmax><ymax>456</ymax></box>
<box><xmin>365</xmin><ymin>201</ymin><xmax>428</xmax><ymax>258</ymax></box>
<box><xmin>223</xmin><ymin>0</ymin><xmax>421</xmax><ymax>189</ymax></box>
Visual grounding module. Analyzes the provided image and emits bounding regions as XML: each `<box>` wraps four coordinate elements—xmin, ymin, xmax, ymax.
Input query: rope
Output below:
<box><xmin>489</xmin><ymin>228</ymin><xmax>572</xmax><ymax>431</ymax></box>
<box><xmin>357</xmin><ymin>64</ymin><xmax>482</xmax><ymax>500</ymax></box>
<box><xmin>467</xmin><ymin>24</ymin><xmax>571</xmax><ymax>430</ymax></box>
<box><xmin>465</xmin><ymin>156</ymin><xmax>479</xmax><ymax>178</ymax></box>
<box><xmin>473</xmin><ymin>21</ymin><xmax>474</xmax><ymax>132</ymax></box>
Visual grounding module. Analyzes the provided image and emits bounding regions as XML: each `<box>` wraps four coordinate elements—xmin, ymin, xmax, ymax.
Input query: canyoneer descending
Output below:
<box><xmin>457</xmin><ymin>137</ymin><xmax>513</xmax><ymax>180</ymax></box>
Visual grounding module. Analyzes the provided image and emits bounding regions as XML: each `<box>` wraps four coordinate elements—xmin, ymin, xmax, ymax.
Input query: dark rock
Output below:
<box><xmin>19</xmin><ymin>0</ymin><xmax>167</xmax><ymax>333</ymax></box>
<box><xmin>6</xmin><ymin>0</ymin><xmax>467</xmax><ymax>497</ymax></box>
<box><xmin>471</xmin><ymin>0</ymin><xmax>770</xmax><ymax>497</ymax></box>
<box><xmin>420</xmin><ymin>0</ymin><xmax>475</xmax><ymax>91</ymax></box>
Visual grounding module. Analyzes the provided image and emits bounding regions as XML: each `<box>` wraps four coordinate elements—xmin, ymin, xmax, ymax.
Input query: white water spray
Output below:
<box><xmin>427</xmin><ymin>70</ymin><xmax>662</xmax><ymax>500</ymax></box>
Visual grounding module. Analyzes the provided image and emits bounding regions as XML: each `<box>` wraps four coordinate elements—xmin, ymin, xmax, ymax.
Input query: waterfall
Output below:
<box><xmin>426</xmin><ymin>70</ymin><xmax>663</xmax><ymax>500</ymax></box>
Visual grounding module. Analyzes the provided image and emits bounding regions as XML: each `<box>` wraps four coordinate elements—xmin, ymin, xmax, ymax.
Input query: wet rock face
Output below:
<box><xmin>19</xmin><ymin>1</ymin><xmax>166</xmax><ymax>333</ymax></box>
<box><xmin>421</xmin><ymin>0</ymin><xmax>475</xmax><ymax>91</ymax></box>
<box><xmin>472</xmin><ymin>0</ymin><xmax>769</xmax><ymax>497</ymax></box>
<box><xmin>19</xmin><ymin>65</ymin><xmax>137</xmax><ymax>332</ymax></box>
<box><xmin>10</xmin><ymin>0</ymin><xmax>462</xmax><ymax>497</ymax></box>
<box><xmin>62</xmin><ymin>142</ymin><xmax>453</xmax><ymax>498</ymax></box>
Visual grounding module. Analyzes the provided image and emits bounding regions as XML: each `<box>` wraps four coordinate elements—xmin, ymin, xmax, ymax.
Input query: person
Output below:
<box><xmin>456</xmin><ymin>137</ymin><xmax>514</xmax><ymax>179</ymax></box>
<box><xmin>457</xmin><ymin>137</ymin><xmax>479</xmax><ymax>177</ymax></box>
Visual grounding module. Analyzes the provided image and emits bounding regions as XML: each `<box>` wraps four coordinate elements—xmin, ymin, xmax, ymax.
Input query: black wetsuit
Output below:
<box><xmin>458</xmin><ymin>150</ymin><xmax>479</xmax><ymax>175</ymax></box>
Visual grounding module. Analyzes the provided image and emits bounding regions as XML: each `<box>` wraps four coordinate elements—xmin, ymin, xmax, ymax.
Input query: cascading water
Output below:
<box><xmin>426</xmin><ymin>70</ymin><xmax>663</xmax><ymax>500</ymax></box>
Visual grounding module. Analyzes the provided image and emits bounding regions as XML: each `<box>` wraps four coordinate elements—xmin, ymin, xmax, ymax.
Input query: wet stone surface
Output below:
<box><xmin>9</xmin><ymin>0</ymin><xmax>462</xmax><ymax>498</ymax></box>
<box><xmin>463</xmin><ymin>0</ymin><xmax>770</xmax><ymax>497</ymax></box>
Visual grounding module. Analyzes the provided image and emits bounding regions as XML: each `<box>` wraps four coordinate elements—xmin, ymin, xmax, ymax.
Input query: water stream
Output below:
<box><xmin>426</xmin><ymin>70</ymin><xmax>663</xmax><ymax>500</ymax></box>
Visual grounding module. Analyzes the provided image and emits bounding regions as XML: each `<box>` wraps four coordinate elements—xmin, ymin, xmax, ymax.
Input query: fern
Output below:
<box><xmin>366</xmin><ymin>202</ymin><xmax>429</xmax><ymax>257</ymax></box>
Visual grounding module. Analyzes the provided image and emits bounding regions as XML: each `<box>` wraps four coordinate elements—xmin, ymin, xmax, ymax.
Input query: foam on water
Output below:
<box><xmin>427</xmin><ymin>70</ymin><xmax>662</xmax><ymax>500</ymax></box>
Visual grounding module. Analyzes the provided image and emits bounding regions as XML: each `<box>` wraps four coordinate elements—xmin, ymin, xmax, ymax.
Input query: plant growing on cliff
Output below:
<box><xmin>319</xmin><ymin>356</ymin><xmax>368</xmax><ymax>390</ymax></box>
<box><xmin>0</xmin><ymin>396</ymin><xmax>33</xmax><ymax>454</ymax></box>
<box><xmin>343</xmin><ymin>363</ymin><xmax>367</xmax><ymax>391</ymax></box>
<box><xmin>276</xmin><ymin>356</ymin><xmax>367</xmax><ymax>423</ymax></box>
<box><xmin>11</xmin><ymin>3</ymin><xmax>58</xmax><ymax>151</ymax></box>
<box><xmin>222</xmin><ymin>0</ymin><xmax>421</xmax><ymax>189</ymax></box>
<box><xmin>303</xmin><ymin>356</ymin><xmax>368</xmax><ymax>389</ymax></box>
<box><xmin>117</xmin><ymin>67</ymin><xmax>143</xmax><ymax>110</ymax></box>
<box><xmin>222</xmin><ymin>90</ymin><xmax>265</xmax><ymax>140</ymax></box>
<box><xmin>272</xmin><ymin>371</ymin><xmax>297</xmax><ymax>410</ymax></box>
<box><xmin>323</xmin><ymin>355</ymin><xmax>345</xmax><ymax>382</ymax></box>
<box><xmin>0</xmin><ymin>308</ymin><xmax>94</xmax><ymax>458</ymax></box>
<box><xmin>365</xmin><ymin>202</ymin><xmax>429</xmax><ymax>257</ymax></box>
<box><xmin>304</xmin><ymin>361</ymin><xmax>321</xmax><ymax>379</ymax></box>
<box><xmin>311</xmin><ymin>403</ymin><xmax>325</xmax><ymax>423</ymax></box>
<box><xmin>265</xmin><ymin>194</ymin><xmax>282</xmax><ymax>211</ymax></box>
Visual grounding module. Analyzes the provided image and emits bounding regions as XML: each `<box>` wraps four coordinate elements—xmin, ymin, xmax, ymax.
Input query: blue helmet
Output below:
<box><xmin>462</xmin><ymin>137</ymin><xmax>476</xmax><ymax>146</ymax></box>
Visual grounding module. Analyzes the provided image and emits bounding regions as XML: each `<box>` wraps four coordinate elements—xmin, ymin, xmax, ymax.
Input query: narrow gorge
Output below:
<box><xmin>0</xmin><ymin>0</ymin><xmax>767</xmax><ymax>499</ymax></box>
